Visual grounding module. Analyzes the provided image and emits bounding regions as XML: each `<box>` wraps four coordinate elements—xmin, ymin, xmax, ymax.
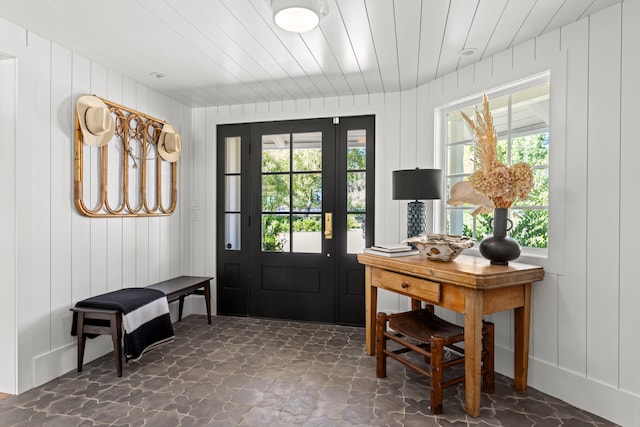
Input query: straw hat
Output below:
<box><xmin>158</xmin><ymin>124</ymin><xmax>182</xmax><ymax>162</ymax></box>
<box><xmin>76</xmin><ymin>95</ymin><xmax>115</xmax><ymax>147</ymax></box>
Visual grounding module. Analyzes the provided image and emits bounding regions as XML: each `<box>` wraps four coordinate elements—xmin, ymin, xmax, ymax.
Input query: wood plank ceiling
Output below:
<box><xmin>0</xmin><ymin>0</ymin><xmax>622</xmax><ymax>107</ymax></box>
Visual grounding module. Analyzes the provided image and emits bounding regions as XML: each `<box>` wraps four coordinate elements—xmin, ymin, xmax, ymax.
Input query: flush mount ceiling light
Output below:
<box><xmin>272</xmin><ymin>0</ymin><xmax>329</xmax><ymax>33</ymax></box>
<box><xmin>458</xmin><ymin>47</ymin><xmax>478</xmax><ymax>58</ymax></box>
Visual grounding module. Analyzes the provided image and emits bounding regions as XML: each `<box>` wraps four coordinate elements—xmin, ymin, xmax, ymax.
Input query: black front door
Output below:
<box><xmin>216</xmin><ymin>116</ymin><xmax>374</xmax><ymax>325</ymax></box>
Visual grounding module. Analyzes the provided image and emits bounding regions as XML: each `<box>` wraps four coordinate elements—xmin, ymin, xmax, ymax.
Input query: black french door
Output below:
<box><xmin>216</xmin><ymin>115</ymin><xmax>374</xmax><ymax>325</ymax></box>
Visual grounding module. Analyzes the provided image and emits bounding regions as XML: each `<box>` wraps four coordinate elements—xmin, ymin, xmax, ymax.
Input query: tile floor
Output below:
<box><xmin>0</xmin><ymin>315</ymin><xmax>618</xmax><ymax>426</ymax></box>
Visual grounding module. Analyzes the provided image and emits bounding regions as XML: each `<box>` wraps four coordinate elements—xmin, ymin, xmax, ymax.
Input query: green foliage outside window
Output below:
<box><xmin>261</xmin><ymin>141</ymin><xmax>368</xmax><ymax>251</ymax></box>
<box><xmin>262</xmin><ymin>215</ymin><xmax>289</xmax><ymax>251</ymax></box>
<box><xmin>454</xmin><ymin>132</ymin><xmax>549</xmax><ymax>248</ymax></box>
<box><xmin>262</xmin><ymin>148</ymin><xmax>323</xmax><ymax>251</ymax></box>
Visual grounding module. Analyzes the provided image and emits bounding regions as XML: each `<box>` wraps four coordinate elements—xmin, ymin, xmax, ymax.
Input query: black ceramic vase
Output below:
<box><xmin>479</xmin><ymin>208</ymin><xmax>521</xmax><ymax>265</ymax></box>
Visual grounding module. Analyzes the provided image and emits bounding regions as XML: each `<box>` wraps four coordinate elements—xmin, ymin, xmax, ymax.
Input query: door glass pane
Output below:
<box><xmin>347</xmin><ymin>213</ymin><xmax>366</xmax><ymax>254</ymax></box>
<box><xmin>347</xmin><ymin>129</ymin><xmax>366</xmax><ymax>254</ymax></box>
<box><xmin>347</xmin><ymin>172</ymin><xmax>366</xmax><ymax>212</ymax></box>
<box><xmin>262</xmin><ymin>174</ymin><xmax>290</xmax><ymax>212</ymax></box>
<box><xmin>262</xmin><ymin>214</ymin><xmax>290</xmax><ymax>252</ymax></box>
<box><xmin>261</xmin><ymin>128</ymin><xmax>329</xmax><ymax>254</ymax></box>
<box><xmin>292</xmin><ymin>173</ymin><xmax>321</xmax><ymax>212</ymax></box>
<box><xmin>347</xmin><ymin>130</ymin><xmax>366</xmax><ymax>169</ymax></box>
<box><xmin>225</xmin><ymin>213</ymin><xmax>241</xmax><ymax>250</ymax></box>
<box><xmin>225</xmin><ymin>136</ymin><xmax>242</xmax><ymax>251</ymax></box>
<box><xmin>262</xmin><ymin>134</ymin><xmax>290</xmax><ymax>172</ymax></box>
<box><xmin>226</xmin><ymin>137</ymin><xmax>241</xmax><ymax>173</ymax></box>
<box><xmin>293</xmin><ymin>132</ymin><xmax>322</xmax><ymax>172</ymax></box>
<box><xmin>225</xmin><ymin>175</ymin><xmax>240</xmax><ymax>211</ymax></box>
<box><xmin>292</xmin><ymin>214</ymin><xmax>321</xmax><ymax>253</ymax></box>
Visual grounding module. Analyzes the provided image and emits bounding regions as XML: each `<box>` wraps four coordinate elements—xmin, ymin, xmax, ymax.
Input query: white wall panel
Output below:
<box><xmin>585</xmin><ymin>4</ymin><xmax>621</xmax><ymax>386</ymax></box>
<box><xmin>158</xmin><ymin>96</ymin><xmax>172</xmax><ymax>282</ymax></box>
<box><xmin>175</xmin><ymin>102</ymin><xmax>190</xmax><ymax>277</ymax></box>
<box><xmin>71</xmin><ymin>53</ymin><xmax>92</xmax><ymax>306</ymax></box>
<box><xmin>399</xmin><ymin>88</ymin><xmax>417</xmax><ymax>170</ymax></box>
<box><xmin>147</xmin><ymin>90</ymin><xmax>161</xmax><ymax>285</ymax></box>
<box><xmin>50</xmin><ymin>43</ymin><xmax>74</xmax><ymax>352</ymax></box>
<box><xmin>15</xmin><ymin>29</ymin><xmax>36</xmax><ymax>393</ymax></box>
<box><xmin>474</xmin><ymin>56</ymin><xmax>493</xmax><ymax>86</ymax></box>
<box><xmin>32</xmin><ymin>33</ymin><xmax>52</xmax><ymax>359</ymax></box>
<box><xmin>380</xmin><ymin>92</ymin><xmax>401</xmax><ymax>246</ymax></box>
<box><xmin>536</xmin><ymin>29</ymin><xmax>561</xmax><ymax>58</ymax></box>
<box><xmin>512</xmin><ymin>39</ymin><xmax>536</xmax><ymax>70</ymax></box>
<box><xmin>205</xmin><ymin>106</ymin><xmax>217</xmax><ymax>283</ymax></box>
<box><xmin>557</xmin><ymin>18</ymin><xmax>589</xmax><ymax>376</ymax></box>
<box><xmin>89</xmin><ymin>61</ymin><xmax>108</xmax><ymax>297</ymax></box>
<box><xmin>619</xmin><ymin>0</ymin><xmax>640</xmax><ymax>396</ymax></box>
<box><xmin>531</xmin><ymin>274</ymin><xmax>559</xmax><ymax>364</ymax></box>
<box><xmin>191</xmin><ymin>107</ymin><xmax>207</xmax><ymax>275</ymax></box>
<box><xmin>0</xmin><ymin>55</ymin><xmax>17</xmax><ymax>393</ymax></box>
<box><xmin>134</xmin><ymin>84</ymin><xmax>150</xmax><ymax>287</ymax></box>
<box><xmin>106</xmin><ymin>69</ymin><xmax>124</xmax><ymax>292</ymax></box>
<box><xmin>122</xmin><ymin>77</ymin><xmax>139</xmax><ymax>288</ymax></box>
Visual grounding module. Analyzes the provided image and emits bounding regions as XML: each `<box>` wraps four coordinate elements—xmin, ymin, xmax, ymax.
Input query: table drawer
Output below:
<box><xmin>373</xmin><ymin>269</ymin><xmax>441</xmax><ymax>303</ymax></box>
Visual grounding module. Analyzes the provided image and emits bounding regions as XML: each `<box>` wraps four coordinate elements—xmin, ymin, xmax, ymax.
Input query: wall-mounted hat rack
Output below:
<box><xmin>74</xmin><ymin>95</ymin><xmax>178</xmax><ymax>217</ymax></box>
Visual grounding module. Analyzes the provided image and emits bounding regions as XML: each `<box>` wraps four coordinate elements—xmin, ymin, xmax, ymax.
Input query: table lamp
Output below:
<box><xmin>392</xmin><ymin>168</ymin><xmax>442</xmax><ymax>238</ymax></box>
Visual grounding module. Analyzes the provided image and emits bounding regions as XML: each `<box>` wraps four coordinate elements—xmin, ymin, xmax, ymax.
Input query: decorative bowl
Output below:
<box><xmin>403</xmin><ymin>234</ymin><xmax>474</xmax><ymax>262</ymax></box>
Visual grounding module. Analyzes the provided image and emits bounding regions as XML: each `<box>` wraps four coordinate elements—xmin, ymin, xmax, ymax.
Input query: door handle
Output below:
<box><xmin>324</xmin><ymin>212</ymin><xmax>333</xmax><ymax>239</ymax></box>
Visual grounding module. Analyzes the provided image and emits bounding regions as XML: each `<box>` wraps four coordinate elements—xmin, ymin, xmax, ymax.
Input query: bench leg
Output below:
<box><xmin>76</xmin><ymin>313</ymin><xmax>86</xmax><ymax>373</ymax></box>
<box><xmin>204</xmin><ymin>282</ymin><xmax>212</xmax><ymax>325</ymax></box>
<box><xmin>109</xmin><ymin>312</ymin><xmax>123</xmax><ymax>377</ymax></box>
<box><xmin>178</xmin><ymin>296</ymin><xmax>185</xmax><ymax>321</ymax></box>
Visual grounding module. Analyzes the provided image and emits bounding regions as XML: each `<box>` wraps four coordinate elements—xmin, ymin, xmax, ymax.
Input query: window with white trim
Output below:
<box><xmin>444</xmin><ymin>77</ymin><xmax>550</xmax><ymax>249</ymax></box>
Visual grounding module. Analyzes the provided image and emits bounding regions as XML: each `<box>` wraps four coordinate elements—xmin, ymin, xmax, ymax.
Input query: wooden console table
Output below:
<box><xmin>357</xmin><ymin>253</ymin><xmax>544</xmax><ymax>417</ymax></box>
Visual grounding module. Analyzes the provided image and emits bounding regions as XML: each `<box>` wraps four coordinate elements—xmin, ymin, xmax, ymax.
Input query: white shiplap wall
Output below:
<box><xmin>1</xmin><ymin>1</ymin><xmax>639</xmax><ymax>425</ymax></box>
<box><xmin>0</xmin><ymin>17</ymin><xmax>194</xmax><ymax>394</ymax></box>
<box><xmin>190</xmin><ymin>3</ymin><xmax>640</xmax><ymax>425</ymax></box>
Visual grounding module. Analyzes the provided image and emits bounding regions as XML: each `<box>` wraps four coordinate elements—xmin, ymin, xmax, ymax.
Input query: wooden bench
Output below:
<box><xmin>147</xmin><ymin>276</ymin><xmax>213</xmax><ymax>325</ymax></box>
<box><xmin>71</xmin><ymin>276</ymin><xmax>213</xmax><ymax>376</ymax></box>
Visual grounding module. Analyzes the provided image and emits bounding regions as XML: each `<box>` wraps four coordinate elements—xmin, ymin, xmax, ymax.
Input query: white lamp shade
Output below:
<box><xmin>272</xmin><ymin>0</ymin><xmax>327</xmax><ymax>33</ymax></box>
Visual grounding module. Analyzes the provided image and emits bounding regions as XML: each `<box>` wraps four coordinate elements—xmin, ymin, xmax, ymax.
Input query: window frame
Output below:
<box><xmin>434</xmin><ymin>69</ymin><xmax>566</xmax><ymax>274</ymax></box>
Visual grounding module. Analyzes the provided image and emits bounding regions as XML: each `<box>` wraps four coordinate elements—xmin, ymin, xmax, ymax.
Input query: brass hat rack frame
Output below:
<box><xmin>74</xmin><ymin>96</ymin><xmax>178</xmax><ymax>217</ymax></box>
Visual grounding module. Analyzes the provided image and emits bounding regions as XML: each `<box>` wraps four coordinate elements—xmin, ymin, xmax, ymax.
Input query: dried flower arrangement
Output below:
<box><xmin>449</xmin><ymin>93</ymin><xmax>533</xmax><ymax>211</ymax></box>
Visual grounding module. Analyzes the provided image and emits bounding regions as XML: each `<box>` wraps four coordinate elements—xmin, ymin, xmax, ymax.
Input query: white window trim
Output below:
<box><xmin>434</xmin><ymin>54</ymin><xmax>567</xmax><ymax>275</ymax></box>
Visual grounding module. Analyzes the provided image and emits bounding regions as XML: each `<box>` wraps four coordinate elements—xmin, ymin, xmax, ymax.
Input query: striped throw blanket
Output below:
<box><xmin>72</xmin><ymin>288</ymin><xmax>175</xmax><ymax>361</ymax></box>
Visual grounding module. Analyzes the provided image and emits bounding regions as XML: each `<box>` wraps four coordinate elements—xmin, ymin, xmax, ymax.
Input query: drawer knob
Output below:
<box><xmin>401</xmin><ymin>282</ymin><xmax>409</xmax><ymax>289</ymax></box>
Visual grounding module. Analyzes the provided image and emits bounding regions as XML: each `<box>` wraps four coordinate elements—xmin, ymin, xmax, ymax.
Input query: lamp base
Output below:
<box><xmin>407</xmin><ymin>200</ymin><xmax>426</xmax><ymax>238</ymax></box>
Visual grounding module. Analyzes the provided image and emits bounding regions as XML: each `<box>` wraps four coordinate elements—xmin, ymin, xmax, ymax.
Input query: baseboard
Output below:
<box><xmin>34</xmin><ymin>335</ymin><xmax>113</xmax><ymax>388</ymax></box>
<box><xmin>495</xmin><ymin>345</ymin><xmax>638</xmax><ymax>427</ymax></box>
<box><xmin>33</xmin><ymin>304</ymin><xmax>187</xmax><ymax>390</ymax></box>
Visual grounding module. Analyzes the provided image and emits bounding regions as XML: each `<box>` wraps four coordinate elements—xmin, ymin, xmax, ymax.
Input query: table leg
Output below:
<box><xmin>514</xmin><ymin>283</ymin><xmax>532</xmax><ymax>393</ymax></box>
<box><xmin>463</xmin><ymin>287</ymin><xmax>483</xmax><ymax>417</ymax></box>
<box><xmin>365</xmin><ymin>266</ymin><xmax>377</xmax><ymax>355</ymax></box>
